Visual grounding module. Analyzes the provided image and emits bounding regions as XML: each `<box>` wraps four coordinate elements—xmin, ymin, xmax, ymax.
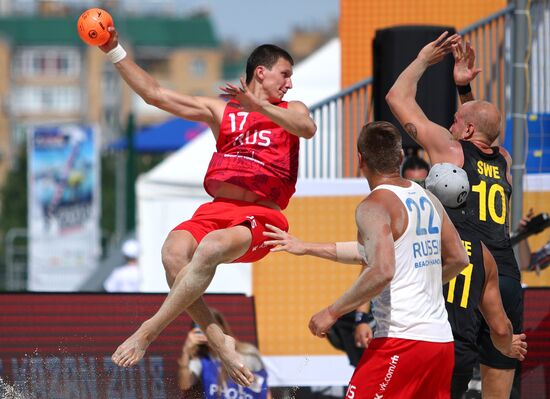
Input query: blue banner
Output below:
<box><xmin>28</xmin><ymin>125</ymin><xmax>100</xmax><ymax>291</ymax></box>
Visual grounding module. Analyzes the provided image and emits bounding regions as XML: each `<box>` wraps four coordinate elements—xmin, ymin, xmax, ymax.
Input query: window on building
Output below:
<box><xmin>190</xmin><ymin>57</ymin><xmax>206</xmax><ymax>77</ymax></box>
<box><xmin>14</xmin><ymin>48</ymin><xmax>81</xmax><ymax>78</ymax></box>
<box><xmin>12</xmin><ymin>86</ymin><xmax>81</xmax><ymax>114</ymax></box>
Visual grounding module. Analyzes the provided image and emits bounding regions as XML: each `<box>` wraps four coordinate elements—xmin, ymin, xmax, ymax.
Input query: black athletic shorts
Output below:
<box><xmin>477</xmin><ymin>275</ymin><xmax>523</xmax><ymax>369</ymax></box>
<box><xmin>452</xmin><ymin>338</ymin><xmax>479</xmax><ymax>399</ymax></box>
<box><xmin>451</xmin><ymin>370</ymin><xmax>473</xmax><ymax>399</ymax></box>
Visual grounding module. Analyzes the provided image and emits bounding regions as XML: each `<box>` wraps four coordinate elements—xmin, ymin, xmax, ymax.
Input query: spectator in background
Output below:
<box><xmin>401</xmin><ymin>154</ymin><xmax>430</xmax><ymax>186</ymax></box>
<box><xmin>104</xmin><ymin>239</ymin><xmax>141</xmax><ymax>292</ymax></box>
<box><xmin>517</xmin><ymin>209</ymin><xmax>550</xmax><ymax>274</ymax></box>
<box><xmin>178</xmin><ymin>308</ymin><xmax>271</xmax><ymax>399</ymax></box>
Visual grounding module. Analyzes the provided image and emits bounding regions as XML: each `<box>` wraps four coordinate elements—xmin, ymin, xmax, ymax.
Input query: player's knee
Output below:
<box><xmin>194</xmin><ymin>232</ymin><xmax>236</xmax><ymax>266</ymax></box>
<box><xmin>161</xmin><ymin>240</ymin><xmax>193</xmax><ymax>280</ymax></box>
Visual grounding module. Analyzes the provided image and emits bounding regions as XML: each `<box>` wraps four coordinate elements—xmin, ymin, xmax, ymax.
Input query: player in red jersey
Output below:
<box><xmin>99</xmin><ymin>27</ymin><xmax>316</xmax><ymax>386</ymax></box>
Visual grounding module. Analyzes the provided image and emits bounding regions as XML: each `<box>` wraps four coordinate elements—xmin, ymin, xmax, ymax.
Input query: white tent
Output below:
<box><xmin>136</xmin><ymin>132</ymin><xmax>231</xmax><ymax>293</ymax></box>
<box><xmin>137</xmin><ymin>38</ymin><xmax>341</xmax><ymax>294</ymax></box>
<box><xmin>285</xmin><ymin>37</ymin><xmax>341</xmax><ymax>105</ymax></box>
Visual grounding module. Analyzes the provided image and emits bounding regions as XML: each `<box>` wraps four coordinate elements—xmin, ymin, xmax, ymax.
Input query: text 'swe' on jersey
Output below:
<box><xmin>446</xmin><ymin>140</ymin><xmax>519</xmax><ymax>280</ymax></box>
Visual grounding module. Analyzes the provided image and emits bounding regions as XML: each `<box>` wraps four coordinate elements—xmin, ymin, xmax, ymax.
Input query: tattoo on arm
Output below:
<box><xmin>404</xmin><ymin>123</ymin><xmax>418</xmax><ymax>139</ymax></box>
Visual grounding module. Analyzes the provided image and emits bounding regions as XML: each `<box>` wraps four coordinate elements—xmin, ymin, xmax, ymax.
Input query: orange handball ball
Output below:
<box><xmin>77</xmin><ymin>8</ymin><xmax>113</xmax><ymax>46</ymax></box>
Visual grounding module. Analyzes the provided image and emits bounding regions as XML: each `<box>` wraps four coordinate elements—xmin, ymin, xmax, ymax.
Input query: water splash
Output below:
<box><xmin>0</xmin><ymin>376</ymin><xmax>30</xmax><ymax>399</ymax></box>
<box><xmin>2</xmin><ymin>350</ymin><xmax>178</xmax><ymax>399</ymax></box>
<box><xmin>287</xmin><ymin>356</ymin><xmax>310</xmax><ymax>399</ymax></box>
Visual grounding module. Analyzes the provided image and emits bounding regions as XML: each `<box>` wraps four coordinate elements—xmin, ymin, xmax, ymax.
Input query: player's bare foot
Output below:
<box><xmin>112</xmin><ymin>327</ymin><xmax>152</xmax><ymax>367</ymax></box>
<box><xmin>216</xmin><ymin>334</ymin><xmax>255</xmax><ymax>386</ymax></box>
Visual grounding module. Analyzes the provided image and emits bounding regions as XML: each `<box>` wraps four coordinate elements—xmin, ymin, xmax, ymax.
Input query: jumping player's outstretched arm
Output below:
<box><xmin>100</xmin><ymin>27</ymin><xmax>224</xmax><ymax>130</ymax></box>
<box><xmin>478</xmin><ymin>243</ymin><xmax>527</xmax><ymax>360</ymax></box>
<box><xmin>452</xmin><ymin>41</ymin><xmax>480</xmax><ymax>104</ymax></box>
<box><xmin>385</xmin><ymin>31</ymin><xmax>463</xmax><ymax>165</ymax></box>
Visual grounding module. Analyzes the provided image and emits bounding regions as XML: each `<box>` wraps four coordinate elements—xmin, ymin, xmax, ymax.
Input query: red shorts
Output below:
<box><xmin>346</xmin><ymin>338</ymin><xmax>454</xmax><ymax>399</ymax></box>
<box><xmin>172</xmin><ymin>198</ymin><xmax>289</xmax><ymax>263</ymax></box>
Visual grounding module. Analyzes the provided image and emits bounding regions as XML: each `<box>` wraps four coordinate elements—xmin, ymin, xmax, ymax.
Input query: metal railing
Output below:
<box><xmin>530</xmin><ymin>0</ymin><xmax>550</xmax><ymax>113</ymax></box>
<box><xmin>3</xmin><ymin>227</ymin><xmax>114</xmax><ymax>292</ymax></box>
<box><xmin>300</xmin><ymin>78</ymin><xmax>373</xmax><ymax>179</ymax></box>
<box><xmin>460</xmin><ymin>5</ymin><xmax>515</xmax><ymax>117</ymax></box>
<box><xmin>4</xmin><ymin>228</ymin><xmax>28</xmax><ymax>291</ymax></box>
<box><xmin>300</xmin><ymin>6</ymin><xmax>519</xmax><ymax>179</ymax></box>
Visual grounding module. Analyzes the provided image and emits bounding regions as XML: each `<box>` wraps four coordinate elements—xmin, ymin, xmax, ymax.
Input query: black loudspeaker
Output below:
<box><xmin>373</xmin><ymin>25</ymin><xmax>457</xmax><ymax>150</ymax></box>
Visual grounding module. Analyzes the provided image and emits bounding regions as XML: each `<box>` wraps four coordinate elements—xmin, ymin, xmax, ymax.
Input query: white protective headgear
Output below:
<box><xmin>425</xmin><ymin>163</ymin><xmax>470</xmax><ymax>208</ymax></box>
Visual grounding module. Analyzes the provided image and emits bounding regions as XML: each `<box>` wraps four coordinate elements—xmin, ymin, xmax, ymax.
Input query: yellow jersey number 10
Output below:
<box><xmin>471</xmin><ymin>180</ymin><xmax>506</xmax><ymax>225</ymax></box>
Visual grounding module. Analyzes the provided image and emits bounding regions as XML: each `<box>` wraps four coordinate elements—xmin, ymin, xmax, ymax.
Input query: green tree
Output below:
<box><xmin>0</xmin><ymin>147</ymin><xmax>28</xmax><ymax>290</ymax></box>
<box><xmin>0</xmin><ymin>148</ymin><xmax>28</xmax><ymax>236</ymax></box>
<box><xmin>0</xmin><ymin>144</ymin><xmax>165</xmax><ymax>291</ymax></box>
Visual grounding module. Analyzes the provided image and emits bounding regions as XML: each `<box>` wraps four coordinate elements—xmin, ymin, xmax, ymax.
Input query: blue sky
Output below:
<box><xmin>125</xmin><ymin>0</ymin><xmax>339</xmax><ymax>48</ymax></box>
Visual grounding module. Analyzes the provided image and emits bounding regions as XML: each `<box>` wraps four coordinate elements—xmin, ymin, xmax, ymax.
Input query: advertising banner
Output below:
<box><xmin>28</xmin><ymin>125</ymin><xmax>100</xmax><ymax>291</ymax></box>
<box><xmin>0</xmin><ymin>293</ymin><xmax>257</xmax><ymax>399</ymax></box>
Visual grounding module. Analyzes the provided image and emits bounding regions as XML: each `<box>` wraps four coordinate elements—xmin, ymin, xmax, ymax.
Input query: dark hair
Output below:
<box><xmin>401</xmin><ymin>155</ymin><xmax>430</xmax><ymax>176</ymax></box>
<box><xmin>357</xmin><ymin>121</ymin><xmax>402</xmax><ymax>174</ymax></box>
<box><xmin>245</xmin><ymin>44</ymin><xmax>294</xmax><ymax>84</ymax></box>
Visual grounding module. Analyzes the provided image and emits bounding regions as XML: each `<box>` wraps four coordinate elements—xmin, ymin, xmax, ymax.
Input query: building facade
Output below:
<box><xmin>0</xmin><ymin>12</ymin><xmax>222</xmax><ymax>183</ymax></box>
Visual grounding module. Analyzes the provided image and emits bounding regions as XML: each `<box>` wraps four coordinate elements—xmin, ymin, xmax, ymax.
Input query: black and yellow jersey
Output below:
<box><xmin>443</xmin><ymin>228</ymin><xmax>486</xmax><ymax>345</ymax></box>
<box><xmin>446</xmin><ymin>140</ymin><xmax>520</xmax><ymax>280</ymax></box>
